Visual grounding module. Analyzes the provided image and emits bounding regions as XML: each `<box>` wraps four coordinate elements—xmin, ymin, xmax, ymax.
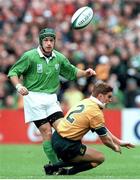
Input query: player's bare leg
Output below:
<box><xmin>44</xmin><ymin>146</ymin><xmax>104</xmax><ymax>175</ymax></box>
<box><xmin>59</xmin><ymin>146</ymin><xmax>105</xmax><ymax>175</ymax></box>
<box><xmin>71</xmin><ymin>146</ymin><xmax>105</xmax><ymax>167</ymax></box>
<box><xmin>39</xmin><ymin>122</ymin><xmax>59</xmax><ymax>164</ymax></box>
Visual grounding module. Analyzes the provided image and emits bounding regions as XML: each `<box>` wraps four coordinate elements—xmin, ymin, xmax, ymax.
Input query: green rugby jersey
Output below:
<box><xmin>8</xmin><ymin>48</ymin><xmax>78</xmax><ymax>93</ymax></box>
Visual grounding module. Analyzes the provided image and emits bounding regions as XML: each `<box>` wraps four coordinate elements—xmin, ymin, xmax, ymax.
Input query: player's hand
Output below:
<box><xmin>16</xmin><ymin>84</ymin><xmax>29</xmax><ymax>96</ymax></box>
<box><xmin>85</xmin><ymin>68</ymin><xmax>96</xmax><ymax>77</ymax></box>
<box><xmin>120</xmin><ymin>141</ymin><xmax>135</xmax><ymax>149</ymax></box>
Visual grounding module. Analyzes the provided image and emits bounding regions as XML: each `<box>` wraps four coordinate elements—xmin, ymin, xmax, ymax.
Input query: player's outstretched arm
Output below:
<box><xmin>99</xmin><ymin>133</ymin><xmax>121</xmax><ymax>154</ymax></box>
<box><xmin>107</xmin><ymin>128</ymin><xmax>135</xmax><ymax>149</ymax></box>
<box><xmin>106</xmin><ymin>128</ymin><xmax>121</xmax><ymax>144</ymax></box>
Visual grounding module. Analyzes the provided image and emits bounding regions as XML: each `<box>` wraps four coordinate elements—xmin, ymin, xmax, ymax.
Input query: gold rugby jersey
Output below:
<box><xmin>57</xmin><ymin>97</ymin><xmax>106</xmax><ymax>140</ymax></box>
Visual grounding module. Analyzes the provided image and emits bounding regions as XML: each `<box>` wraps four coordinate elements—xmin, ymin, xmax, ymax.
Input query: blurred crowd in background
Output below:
<box><xmin>0</xmin><ymin>0</ymin><xmax>140</xmax><ymax>111</ymax></box>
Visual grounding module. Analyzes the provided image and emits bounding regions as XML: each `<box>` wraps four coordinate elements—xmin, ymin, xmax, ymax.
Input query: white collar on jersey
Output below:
<box><xmin>90</xmin><ymin>96</ymin><xmax>105</xmax><ymax>109</ymax></box>
<box><xmin>37</xmin><ymin>46</ymin><xmax>56</xmax><ymax>59</ymax></box>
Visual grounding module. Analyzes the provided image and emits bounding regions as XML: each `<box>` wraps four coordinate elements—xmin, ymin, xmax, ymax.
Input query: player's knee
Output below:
<box><xmin>39</xmin><ymin>124</ymin><xmax>52</xmax><ymax>140</ymax></box>
<box><xmin>90</xmin><ymin>154</ymin><xmax>105</xmax><ymax>168</ymax></box>
<box><xmin>40</xmin><ymin>128</ymin><xmax>52</xmax><ymax>140</ymax></box>
<box><xmin>98</xmin><ymin>154</ymin><xmax>105</xmax><ymax>164</ymax></box>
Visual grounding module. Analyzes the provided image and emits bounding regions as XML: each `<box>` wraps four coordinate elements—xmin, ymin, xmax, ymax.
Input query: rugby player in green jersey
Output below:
<box><xmin>8</xmin><ymin>28</ymin><xmax>96</xmax><ymax>165</ymax></box>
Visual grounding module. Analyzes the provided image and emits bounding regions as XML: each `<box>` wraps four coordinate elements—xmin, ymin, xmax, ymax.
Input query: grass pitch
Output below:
<box><xmin>0</xmin><ymin>144</ymin><xmax>139</xmax><ymax>179</ymax></box>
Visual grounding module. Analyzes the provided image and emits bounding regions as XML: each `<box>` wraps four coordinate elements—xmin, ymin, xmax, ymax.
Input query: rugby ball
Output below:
<box><xmin>71</xmin><ymin>6</ymin><xmax>93</xmax><ymax>29</ymax></box>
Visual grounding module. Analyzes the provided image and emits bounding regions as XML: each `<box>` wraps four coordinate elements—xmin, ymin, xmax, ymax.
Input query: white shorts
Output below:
<box><xmin>23</xmin><ymin>91</ymin><xmax>62</xmax><ymax>123</ymax></box>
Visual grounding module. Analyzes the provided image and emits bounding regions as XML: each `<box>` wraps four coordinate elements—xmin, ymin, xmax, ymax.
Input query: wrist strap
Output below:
<box><xmin>16</xmin><ymin>83</ymin><xmax>22</xmax><ymax>89</ymax></box>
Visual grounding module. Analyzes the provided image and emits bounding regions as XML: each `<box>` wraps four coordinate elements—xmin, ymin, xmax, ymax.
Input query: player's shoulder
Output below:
<box><xmin>83</xmin><ymin>98</ymin><xmax>102</xmax><ymax>111</ymax></box>
<box><xmin>53</xmin><ymin>49</ymin><xmax>66</xmax><ymax>59</ymax></box>
<box><xmin>76</xmin><ymin>98</ymin><xmax>93</xmax><ymax>111</ymax></box>
<box><xmin>23</xmin><ymin>48</ymin><xmax>37</xmax><ymax>56</ymax></box>
<box><xmin>82</xmin><ymin>97</ymin><xmax>96</xmax><ymax>105</ymax></box>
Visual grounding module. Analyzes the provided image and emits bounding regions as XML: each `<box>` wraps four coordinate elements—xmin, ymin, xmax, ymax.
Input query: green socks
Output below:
<box><xmin>43</xmin><ymin>140</ymin><xmax>59</xmax><ymax>164</ymax></box>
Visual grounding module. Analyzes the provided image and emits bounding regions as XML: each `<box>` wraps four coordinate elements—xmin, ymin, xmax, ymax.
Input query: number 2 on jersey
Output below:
<box><xmin>66</xmin><ymin>104</ymin><xmax>84</xmax><ymax>123</ymax></box>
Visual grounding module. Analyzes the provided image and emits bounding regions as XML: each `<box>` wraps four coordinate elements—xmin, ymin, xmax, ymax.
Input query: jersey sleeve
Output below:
<box><xmin>90</xmin><ymin>110</ymin><xmax>105</xmax><ymax>127</ymax></box>
<box><xmin>90</xmin><ymin>112</ymin><xmax>107</xmax><ymax>136</ymax></box>
<box><xmin>94</xmin><ymin>126</ymin><xmax>108</xmax><ymax>136</ymax></box>
<box><xmin>8</xmin><ymin>53</ymin><xmax>30</xmax><ymax>78</ymax></box>
<box><xmin>59</xmin><ymin>56</ymin><xmax>78</xmax><ymax>80</ymax></box>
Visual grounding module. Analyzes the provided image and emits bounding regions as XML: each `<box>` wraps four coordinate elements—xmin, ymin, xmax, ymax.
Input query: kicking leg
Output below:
<box><xmin>38</xmin><ymin>122</ymin><xmax>59</xmax><ymax>164</ymax></box>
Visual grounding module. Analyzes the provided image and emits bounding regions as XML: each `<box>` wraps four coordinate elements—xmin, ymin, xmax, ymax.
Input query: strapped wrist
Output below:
<box><xmin>16</xmin><ymin>83</ymin><xmax>22</xmax><ymax>90</ymax></box>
